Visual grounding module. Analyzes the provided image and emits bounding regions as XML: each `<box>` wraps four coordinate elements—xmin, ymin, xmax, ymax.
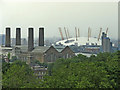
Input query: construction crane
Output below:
<box><xmin>98</xmin><ymin>28</ymin><xmax>102</xmax><ymax>41</ymax></box>
<box><xmin>75</xmin><ymin>27</ymin><xmax>78</xmax><ymax>41</ymax></box>
<box><xmin>106</xmin><ymin>27</ymin><xmax>108</xmax><ymax>36</ymax></box>
<box><xmin>64</xmin><ymin>27</ymin><xmax>68</xmax><ymax>40</ymax></box>
<box><xmin>58</xmin><ymin>27</ymin><xmax>64</xmax><ymax>40</ymax></box>
<box><xmin>78</xmin><ymin>28</ymin><xmax>80</xmax><ymax>37</ymax></box>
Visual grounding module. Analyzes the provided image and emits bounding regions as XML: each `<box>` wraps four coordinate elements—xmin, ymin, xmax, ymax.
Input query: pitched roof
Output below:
<box><xmin>53</xmin><ymin>45</ymin><xmax>65</xmax><ymax>52</ymax></box>
<box><xmin>31</xmin><ymin>46</ymin><xmax>50</xmax><ymax>53</ymax></box>
<box><xmin>61</xmin><ymin>46</ymin><xmax>74</xmax><ymax>53</ymax></box>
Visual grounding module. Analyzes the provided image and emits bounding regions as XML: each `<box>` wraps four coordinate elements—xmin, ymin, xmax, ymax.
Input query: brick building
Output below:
<box><xmin>14</xmin><ymin>45</ymin><xmax>75</xmax><ymax>63</ymax></box>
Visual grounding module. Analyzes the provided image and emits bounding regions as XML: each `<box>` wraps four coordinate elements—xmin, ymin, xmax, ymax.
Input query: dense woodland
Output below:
<box><xmin>2</xmin><ymin>51</ymin><xmax>120</xmax><ymax>88</ymax></box>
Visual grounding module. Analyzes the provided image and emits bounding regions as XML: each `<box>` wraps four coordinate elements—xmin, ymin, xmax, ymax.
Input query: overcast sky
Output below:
<box><xmin>0</xmin><ymin>1</ymin><xmax>118</xmax><ymax>40</ymax></box>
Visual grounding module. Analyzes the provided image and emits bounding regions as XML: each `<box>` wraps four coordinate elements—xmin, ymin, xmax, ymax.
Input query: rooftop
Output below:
<box><xmin>53</xmin><ymin>45</ymin><xmax>65</xmax><ymax>52</ymax></box>
<box><xmin>56</xmin><ymin>37</ymin><xmax>102</xmax><ymax>46</ymax></box>
<box><xmin>32</xmin><ymin>46</ymin><xmax>50</xmax><ymax>53</ymax></box>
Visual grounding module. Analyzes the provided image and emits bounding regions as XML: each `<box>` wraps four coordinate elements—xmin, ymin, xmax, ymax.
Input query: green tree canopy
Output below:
<box><xmin>39</xmin><ymin>51</ymin><xmax>120</xmax><ymax>88</ymax></box>
<box><xmin>2</xmin><ymin>51</ymin><xmax>120</xmax><ymax>88</ymax></box>
<box><xmin>2</xmin><ymin>60</ymin><xmax>40</xmax><ymax>88</ymax></box>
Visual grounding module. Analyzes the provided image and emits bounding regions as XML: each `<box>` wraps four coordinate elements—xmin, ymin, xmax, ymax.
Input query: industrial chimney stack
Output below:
<box><xmin>28</xmin><ymin>28</ymin><xmax>34</xmax><ymax>51</ymax></box>
<box><xmin>39</xmin><ymin>27</ymin><xmax>44</xmax><ymax>46</ymax></box>
<box><xmin>5</xmin><ymin>27</ymin><xmax>11</xmax><ymax>47</ymax></box>
<box><xmin>16</xmin><ymin>28</ymin><xmax>21</xmax><ymax>45</ymax></box>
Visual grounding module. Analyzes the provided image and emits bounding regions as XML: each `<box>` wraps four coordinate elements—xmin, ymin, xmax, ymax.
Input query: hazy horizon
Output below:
<box><xmin>0</xmin><ymin>1</ymin><xmax>118</xmax><ymax>40</ymax></box>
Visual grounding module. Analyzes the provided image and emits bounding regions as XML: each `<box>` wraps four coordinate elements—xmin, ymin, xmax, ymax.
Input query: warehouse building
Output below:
<box><xmin>14</xmin><ymin>45</ymin><xmax>75</xmax><ymax>63</ymax></box>
<box><xmin>31</xmin><ymin>46</ymin><xmax>59</xmax><ymax>63</ymax></box>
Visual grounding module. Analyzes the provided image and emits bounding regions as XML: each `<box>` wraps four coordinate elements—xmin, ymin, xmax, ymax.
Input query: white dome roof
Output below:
<box><xmin>56</xmin><ymin>37</ymin><xmax>101</xmax><ymax>46</ymax></box>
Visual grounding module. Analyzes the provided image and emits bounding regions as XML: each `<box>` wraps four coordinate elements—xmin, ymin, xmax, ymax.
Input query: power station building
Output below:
<box><xmin>1</xmin><ymin>27</ymin><xmax>75</xmax><ymax>63</ymax></box>
<box><xmin>1</xmin><ymin>26</ymin><xmax>118</xmax><ymax>62</ymax></box>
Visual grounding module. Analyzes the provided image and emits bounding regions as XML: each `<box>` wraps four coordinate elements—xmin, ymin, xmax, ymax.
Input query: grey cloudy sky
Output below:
<box><xmin>0</xmin><ymin>1</ymin><xmax>118</xmax><ymax>39</ymax></box>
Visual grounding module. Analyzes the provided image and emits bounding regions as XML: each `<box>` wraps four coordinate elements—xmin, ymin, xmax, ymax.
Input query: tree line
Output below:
<box><xmin>2</xmin><ymin>51</ymin><xmax>120</xmax><ymax>88</ymax></box>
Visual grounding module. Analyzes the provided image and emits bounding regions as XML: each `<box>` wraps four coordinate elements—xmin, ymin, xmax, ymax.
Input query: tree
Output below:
<box><xmin>7</xmin><ymin>53</ymin><xmax>10</xmax><ymax>60</ymax></box>
<box><xmin>2</xmin><ymin>60</ymin><xmax>39</xmax><ymax>88</ymax></box>
<box><xmin>10</xmin><ymin>56</ymin><xmax>17</xmax><ymax>62</ymax></box>
<box><xmin>2</xmin><ymin>51</ymin><xmax>120</xmax><ymax>88</ymax></box>
<box><xmin>47</xmin><ymin>63</ymin><xmax>54</xmax><ymax>76</ymax></box>
<box><xmin>31</xmin><ymin>60</ymin><xmax>48</xmax><ymax>67</ymax></box>
<box><xmin>38</xmin><ymin>52</ymin><xmax>119</xmax><ymax>88</ymax></box>
<box><xmin>2</xmin><ymin>62</ymin><xmax>10</xmax><ymax>74</ymax></box>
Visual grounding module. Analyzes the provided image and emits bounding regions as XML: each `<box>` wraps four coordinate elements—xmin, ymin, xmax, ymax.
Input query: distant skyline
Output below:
<box><xmin>0</xmin><ymin>1</ymin><xmax>118</xmax><ymax>40</ymax></box>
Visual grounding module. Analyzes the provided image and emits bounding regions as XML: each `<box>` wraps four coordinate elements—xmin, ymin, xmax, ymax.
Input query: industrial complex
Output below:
<box><xmin>0</xmin><ymin>26</ymin><xmax>119</xmax><ymax>64</ymax></box>
<box><xmin>0</xmin><ymin>26</ymin><xmax>119</xmax><ymax>79</ymax></box>
<box><xmin>0</xmin><ymin>27</ymin><xmax>75</xmax><ymax>64</ymax></box>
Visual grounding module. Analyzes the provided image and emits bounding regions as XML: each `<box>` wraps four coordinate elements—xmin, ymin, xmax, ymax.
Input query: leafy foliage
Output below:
<box><xmin>31</xmin><ymin>60</ymin><xmax>48</xmax><ymax>67</ymax></box>
<box><xmin>2</xmin><ymin>51</ymin><xmax>120</xmax><ymax>88</ymax></box>
<box><xmin>2</xmin><ymin>60</ymin><xmax>40</xmax><ymax>88</ymax></box>
<box><xmin>7</xmin><ymin>53</ymin><xmax>10</xmax><ymax>60</ymax></box>
<box><xmin>2</xmin><ymin>62</ymin><xmax>10</xmax><ymax>74</ymax></box>
<box><xmin>10</xmin><ymin>56</ymin><xmax>17</xmax><ymax>62</ymax></box>
<box><xmin>39</xmin><ymin>51</ymin><xmax>120</xmax><ymax>88</ymax></box>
